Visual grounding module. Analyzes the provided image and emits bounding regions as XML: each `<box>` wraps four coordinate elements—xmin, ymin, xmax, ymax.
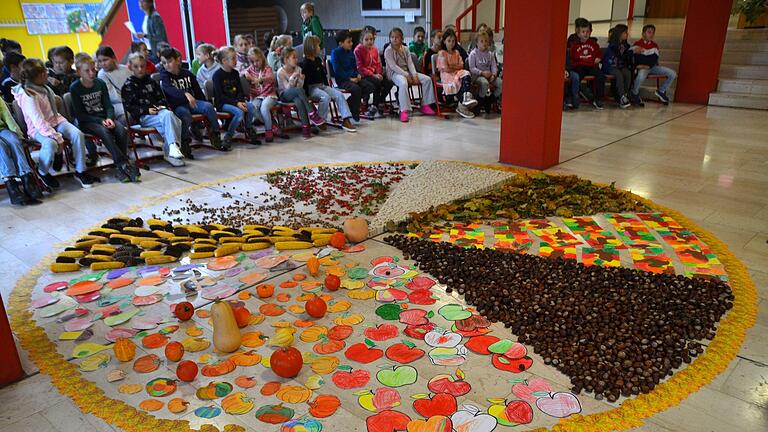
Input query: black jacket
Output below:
<box><xmin>121</xmin><ymin>74</ymin><xmax>168</xmax><ymax>122</ymax></box>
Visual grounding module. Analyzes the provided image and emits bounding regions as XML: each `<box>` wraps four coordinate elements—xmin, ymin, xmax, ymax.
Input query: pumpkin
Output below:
<box><xmin>174</xmin><ymin>301</ymin><xmax>195</xmax><ymax>321</ymax></box>
<box><xmin>313</xmin><ymin>338</ymin><xmax>345</xmax><ymax>354</ymax></box>
<box><xmin>212</xmin><ymin>301</ymin><xmax>242</xmax><ymax>353</ymax></box>
<box><xmin>222</xmin><ymin>392</ymin><xmax>254</xmax><ymax>415</ymax></box>
<box><xmin>343</xmin><ymin>218</ymin><xmax>369</xmax><ymax>243</ymax></box>
<box><xmin>256</xmin><ymin>283</ymin><xmax>274</xmax><ymax>298</ymax></box>
<box><xmin>260</xmin><ymin>303</ymin><xmax>286</xmax><ymax>316</ymax></box>
<box><xmin>202</xmin><ymin>359</ymin><xmax>237</xmax><ymax>377</ymax></box>
<box><xmin>176</xmin><ymin>360</ymin><xmax>198</xmax><ymax>382</ymax></box>
<box><xmin>181</xmin><ymin>337</ymin><xmax>211</xmax><ymax>352</ymax></box>
<box><xmin>299</xmin><ymin>326</ymin><xmax>328</xmax><ymax>343</ymax></box>
<box><xmin>327</xmin><ymin>300</ymin><xmax>351</xmax><ymax>313</ymax></box>
<box><xmin>329</xmin><ymin>232</ymin><xmax>346</xmax><ymax>249</ymax></box>
<box><xmin>327</xmin><ymin>325</ymin><xmax>353</xmax><ymax>340</ymax></box>
<box><xmin>229</xmin><ymin>350</ymin><xmax>261</xmax><ymax>366</ymax></box>
<box><xmin>308</xmin><ymin>394</ymin><xmax>341</xmax><ymax>418</ymax></box>
<box><xmin>235</xmin><ymin>375</ymin><xmax>257</xmax><ymax>389</ymax></box>
<box><xmin>133</xmin><ymin>354</ymin><xmax>161</xmax><ymax>373</ymax></box>
<box><xmin>305</xmin><ymin>296</ymin><xmax>327</xmax><ymax>319</ymax></box>
<box><xmin>164</xmin><ymin>341</ymin><xmax>185</xmax><ymax>362</ymax></box>
<box><xmin>269</xmin><ymin>327</ymin><xmax>296</xmax><ymax>347</ymax></box>
<box><xmin>233</xmin><ymin>307</ymin><xmax>251</xmax><ymax>328</ymax></box>
<box><xmin>307</xmin><ymin>256</ymin><xmax>320</xmax><ymax>277</ymax></box>
<box><xmin>310</xmin><ymin>356</ymin><xmax>340</xmax><ymax>375</ymax></box>
<box><xmin>324</xmin><ymin>274</ymin><xmax>341</xmax><ymax>291</ymax></box>
<box><xmin>260</xmin><ymin>381</ymin><xmax>282</xmax><ymax>396</ymax></box>
<box><xmin>333</xmin><ymin>313</ymin><xmax>365</xmax><ymax>326</ymax></box>
<box><xmin>270</xmin><ymin>347</ymin><xmax>303</xmax><ymax>378</ymax></box>
<box><xmin>113</xmin><ymin>337</ymin><xmax>136</xmax><ymax>362</ymax></box>
<box><xmin>196</xmin><ymin>381</ymin><xmax>233</xmax><ymax>400</ymax></box>
<box><xmin>241</xmin><ymin>332</ymin><xmax>266</xmax><ymax>348</ymax></box>
<box><xmin>276</xmin><ymin>385</ymin><xmax>312</xmax><ymax>404</ymax></box>
<box><xmin>167</xmin><ymin>398</ymin><xmax>189</xmax><ymax>414</ymax></box>
<box><xmin>254</xmin><ymin>404</ymin><xmax>294</xmax><ymax>424</ymax></box>
<box><xmin>142</xmin><ymin>333</ymin><xmax>169</xmax><ymax>349</ymax></box>
<box><xmin>138</xmin><ymin>399</ymin><xmax>164</xmax><ymax>411</ymax></box>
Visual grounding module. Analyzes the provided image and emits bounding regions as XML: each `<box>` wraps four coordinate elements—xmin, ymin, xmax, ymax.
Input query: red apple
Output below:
<box><xmin>407</xmin><ymin>290</ymin><xmax>437</xmax><ymax>305</ymax></box>
<box><xmin>332</xmin><ymin>369</ymin><xmax>371</xmax><ymax>389</ymax></box>
<box><xmin>505</xmin><ymin>400</ymin><xmax>534</xmax><ymax>424</ymax></box>
<box><xmin>398</xmin><ymin>309</ymin><xmax>429</xmax><ymax>326</ymax></box>
<box><xmin>364</xmin><ymin>324</ymin><xmax>400</xmax><ymax>342</ymax></box>
<box><xmin>465</xmin><ymin>335</ymin><xmax>501</xmax><ymax>355</ymax></box>
<box><xmin>345</xmin><ymin>342</ymin><xmax>384</xmax><ymax>364</ymax></box>
<box><xmin>385</xmin><ymin>342</ymin><xmax>425</xmax><ymax>364</ymax></box>
<box><xmin>427</xmin><ymin>373</ymin><xmax>472</xmax><ymax>397</ymax></box>
<box><xmin>491</xmin><ymin>354</ymin><xmax>533</xmax><ymax>373</ymax></box>
<box><xmin>365</xmin><ymin>410</ymin><xmax>411</xmax><ymax>432</ymax></box>
<box><xmin>403</xmin><ymin>323</ymin><xmax>436</xmax><ymax>340</ymax></box>
<box><xmin>413</xmin><ymin>393</ymin><xmax>458</xmax><ymax>418</ymax></box>
<box><xmin>404</xmin><ymin>275</ymin><xmax>436</xmax><ymax>290</ymax></box>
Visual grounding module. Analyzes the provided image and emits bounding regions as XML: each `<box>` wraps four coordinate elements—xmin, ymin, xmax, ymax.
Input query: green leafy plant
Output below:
<box><xmin>733</xmin><ymin>0</ymin><xmax>768</xmax><ymax>24</ymax></box>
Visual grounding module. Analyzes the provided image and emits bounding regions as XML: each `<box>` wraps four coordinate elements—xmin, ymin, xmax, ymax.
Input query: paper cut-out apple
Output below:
<box><xmin>364</xmin><ymin>324</ymin><xmax>400</xmax><ymax>341</ymax></box>
<box><xmin>376</xmin><ymin>288</ymin><xmax>409</xmax><ymax>303</ymax></box>
<box><xmin>376</xmin><ymin>365</ymin><xmax>418</xmax><ymax>388</ymax></box>
<box><xmin>487</xmin><ymin>398</ymin><xmax>533</xmax><ymax>426</ymax></box>
<box><xmin>491</xmin><ymin>353</ymin><xmax>533</xmax><ymax>373</ymax></box>
<box><xmin>385</xmin><ymin>340</ymin><xmax>426</xmax><ymax>364</ymax></box>
<box><xmin>356</xmin><ymin>387</ymin><xmax>401</xmax><ymax>412</ymax></box>
<box><xmin>403</xmin><ymin>323</ymin><xmax>436</xmax><ymax>340</ymax></box>
<box><xmin>511</xmin><ymin>378</ymin><xmax>552</xmax><ymax>403</ymax></box>
<box><xmin>535</xmin><ymin>392</ymin><xmax>582</xmax><ymax>418</ymax></box>
<box><xmin>438</xmin><ymin>304</ymin><xmax>472</xmax><ymax>321</ymax></box>
<box><xmin>332</xmin><ymin>368</ymin><xmax>371</xmax><ymax>389</ymax></box>
<box><xmin>413</xmin><ymin>393</ymin><xmax>458</xmax><ymax>418</ymax></box>
<box><xmin>465</xmin><ymin>335</ymin><xmax>501</xmax><ymax>355</ymax></box>
<box><xmin>424</xmin><ymin>329</ymin><xmax>463</xmax><ymax>348</ymax></box>
<box><xmin>406</xmin><ymin>415</ymin><xmax>453</xmax><ymax>432</ymax></box>
<box><xmin>427</xmin><ymin>369</ymin><xmax>471</xmax><ymax>396</ymax></box>
<box><xmin>428</xmin><ymin>345</ymin><xmax>468</xmax><ymax>366</ymax></box>
<box><xmin>366</xmin><ymin>410</ymin><xmax>411</xmax><ymax>432</ymax></box>
<box><xmin>451</xmin><ymin>405</ymin><xmax>498</xmax><ymax>432</ymax></box>
<box><xmin>399</xmin><ymin>309</ymin><xmax>430</xmax><ymax>326</ymax></box>
<box><xmin>407</xmin><ymin>290</ymin><xmax>437</xmax><ymax>305</ymax></box>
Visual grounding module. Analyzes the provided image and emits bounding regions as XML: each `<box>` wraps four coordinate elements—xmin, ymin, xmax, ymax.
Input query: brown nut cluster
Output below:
<box><xmin>385</xmin><ymin>235</ymin><xmax>734</xmax><ymax>402</ymax></box>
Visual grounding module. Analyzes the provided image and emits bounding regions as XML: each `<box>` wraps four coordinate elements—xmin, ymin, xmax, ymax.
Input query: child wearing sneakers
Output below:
<box><xmin>603</xmin><ymin>24</ymin><xmax>633</xmax><ymax>109</ymax></box>
<box><xmin>329</xmin><ymin>30</ymin><xmax>371</xmax><ymax>125</ymax></box>
<box><xmin>13</xmin><ymin>58</ymin><xmax>100</xmax><ymax>188</ymax></box>
<box><xmin>195</xmin><ymin>43</ymin><xmax>221</xmax><ymax>91</ymax></box>
<box><xmin>421</xmin><ymin>29</ymin><xmax>443</xmax><ymax>75</ymax></box>
<box><xmin>159</xmin><ymin>47</ymin><xmax>224</xmax><ymax>155</ymax></box>
<box><xmin>569</xmin><ymin>19</ymin><xmax>605</xmax><ymax>109</ymax></box>
<box><xmin>1</xmin><ymin>100</ymin><xmax>42</xmax><ymax>205</ymax></box>
<box><xmin>121</xmin><ymin>53</ymin><xmax>185</xmax><ymax>167</ymax></box>
<box><xmin>354</xmin><ymin>26</ymin><xmax>394</xmax><ymax>118</ymax></box>
<box><xmin>408</xmin><ymin>26</ymin><xmax>427</xmax><ymax>66</ymax></box>
<box><xmin>277</xmin><ymin>47</ymin><xmax>325</xmax><ymax>140</ymax></box>
<box><xmin>96</xmin><ymin>46</ymin><xmax>131</xmax><ymax>125</ymax></box>
<box><xmin>468</xmin><ymin>30</ymin><xmax>501</xmax><ymax>115</ymax></box>
<box><xmin>233</xmin><ymin>34</ymin><xmax>252</xmax><ymax>74</ymax></box>
<box><xmin>47</xmin><ymin>46</ymin><xmax>77</xmax><ymax>97</ymax></box>
<box><xmin>438</xmin><ymin>29</ymin><xmax>478</xmax><ymax>119</ymax></box>
<box><xmin>631</xmin><ymin>24</ymin><xmax>677</xmax><ymax>105</ymax></box>
<box><xmin>243</xmin><ymin>47</ymin><xmax>287</xmax><ymax>143</ymax></box>
<box><xmin>70</xmin><ymin>55</ymin><xmax>139</xmax><ymax>183</ymax></box>
<box><xmin>384</xmin><ymin>27</ymin><xmax>436</xmax><ymax>122</ymax></box>
<box><xmin>304</xmin><ymin>35</ymin><xmax>356</xmax><ymax>132</ymax></box>
<box><xmin>212</xmin><ymin>47</ymin><xmax>261</xmax><ymax>147</ymax></box>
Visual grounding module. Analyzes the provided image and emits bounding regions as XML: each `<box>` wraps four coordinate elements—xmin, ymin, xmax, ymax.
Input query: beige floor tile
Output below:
<box><xmin>39</xmin><ymin>400</ymin><xmax>117</xmax><ymax>432</ymax></box>
<box><xmin>0</xmin><ymin>414</ymin><xmax>58</xmax><ymax>432</ymax></box>
<box><xmin>0</xmin><ymin>373</ymin><xmax>67</xmax><ymax>427</ymax></box>
<box><xmin>649</xmin><ymin>387</ymin><xmax>768</xmax><ymax>432</ymax></box>
<box><xmin>718</xmin><ymin>359</ymin><xmax>768</xmax><ymax>409</ymax></box>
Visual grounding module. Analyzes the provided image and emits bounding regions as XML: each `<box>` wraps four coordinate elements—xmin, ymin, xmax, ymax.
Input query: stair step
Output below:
<box><xmin>719</xmin><ymin>63</ymin><xmax>768</xmax><ymax>79</ymax></box>
<box><xmin>721</xmin><ymin>50</ymin><xmax>768</xmax><ymax>65</ymax></box>
<box><xmin>708</xmin><ymin>91</ymin><xmax>768</xmax><ymax>110</ymax></box>
<box><xmin>717</xmin><ymin>78</ymin><xmax>768</xmax><ymax>94</ymax></box>
<box><xmin>726</xmin><ymin>28</ymin><xmax>768</xmax><ymax>41</ymax></box>
<box><xmin>724</xmin><ymin>39</ymin><xmax>768</xmax><ymax>52</ymax></box>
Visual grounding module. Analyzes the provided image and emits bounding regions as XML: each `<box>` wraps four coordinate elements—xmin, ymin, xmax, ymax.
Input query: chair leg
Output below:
<box><xmin>129</xmin><ymin>131</ymin><xmax>145</xmax><ymax>169</ymax></box>
<box><xmin>23</xmin><ymin>144</ymin><xmax>51</xmax><ymax>193</ymax></box>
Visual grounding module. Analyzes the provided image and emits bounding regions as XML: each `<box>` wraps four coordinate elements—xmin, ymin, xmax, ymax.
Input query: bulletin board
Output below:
<box><xmin>361</xmin><ymin>0</ymin><xmax>422</xmax><ymax>17</ymax></box>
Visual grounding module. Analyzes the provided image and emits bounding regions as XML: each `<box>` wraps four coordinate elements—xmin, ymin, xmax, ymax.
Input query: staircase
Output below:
<box><xmin>709</xmin><ymin>28</ymin><xmax>768</xmax><ymax>110</ymax></box>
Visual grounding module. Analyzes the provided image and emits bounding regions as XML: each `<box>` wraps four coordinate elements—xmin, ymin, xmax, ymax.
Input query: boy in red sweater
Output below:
<box><xmin>630</xmin><ymin>24</ymin><xmax>677</xmax><ymax>106</ymax></box>
<box><xmin>569</xmin><ymin>21</ymin><xmax>605</xmax><ymax>109</ymax></box>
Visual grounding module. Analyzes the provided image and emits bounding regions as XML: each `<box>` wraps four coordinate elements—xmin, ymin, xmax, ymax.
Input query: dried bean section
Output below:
<box><xmin>385</xmin><ymin>235</ymin><xmax>734</xmax><ymax>402</ymax></box>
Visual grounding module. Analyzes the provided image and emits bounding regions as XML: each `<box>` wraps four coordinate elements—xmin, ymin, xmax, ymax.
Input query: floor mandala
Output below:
<box><xmin>8</xmin><ymin>161</ymin><xmax>757</xmax><ymax>432</ymax></box>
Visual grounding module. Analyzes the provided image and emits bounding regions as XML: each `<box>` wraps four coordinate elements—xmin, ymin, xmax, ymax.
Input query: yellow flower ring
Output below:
<box><xmin>8</xmin><ymin>161</ymin><xmax>758</xmax><ymax>432</ymax></box>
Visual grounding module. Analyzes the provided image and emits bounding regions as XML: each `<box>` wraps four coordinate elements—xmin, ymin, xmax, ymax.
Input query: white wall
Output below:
<box><xmin>580</xmin><ymin>0</ymin><xmax>613</xmax><ymax>21</ymax></box>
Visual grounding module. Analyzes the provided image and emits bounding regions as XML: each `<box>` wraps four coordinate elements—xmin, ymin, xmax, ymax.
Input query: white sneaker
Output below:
<box><xmin>168</xmin><ymin>142</ymin><xmax>184</xmax><ymax>159</ymax></box>
<box><xmin>462</xmin><ymin>92</ymin><xmax>478</xmax><ymax>109</ymax></box>
<box><xmin>164</xmin><ymin>156</ymin><xmax>185</xmax><ymax>167</ymax></box>
<box><xmin>456</xmin><ymin>104</ymin><xmax>475</xmax><ymax>119</ymax></box>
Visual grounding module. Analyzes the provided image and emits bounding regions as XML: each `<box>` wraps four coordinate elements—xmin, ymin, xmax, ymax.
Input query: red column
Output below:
<box><xmin>627</xmin><ymin>0</ymin><xmax>635</xmax><ymax>20</ymax></box>
<box><xmin>0</xmin><ymin>295</ymin><xmax>24</xmax><ymax>385</ymax></box>
<box><xmin>675</xmin><ymin>0</ymin><xmax>732</xmax><ymax>104</ymax></box>
<box><xmin>432</xmin><ymin>0</ymin><xmax>442</xmax><ymax>30</ymax></box>
<box><xmin>499</xmin><ymin>0</ymin><xmax>569</xmax><ymax>169</ymax></box>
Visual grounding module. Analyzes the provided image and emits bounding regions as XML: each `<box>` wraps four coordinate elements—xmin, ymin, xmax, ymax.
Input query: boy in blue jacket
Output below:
<box><xmin>330</xmin><ymin>30</ymin><xmax>374</xmax><ymax>122</ymax></box>
<box><xmin>159</xmin><ymin>47</ymin><xmax>223</xmax><ymax>156</ymax></box>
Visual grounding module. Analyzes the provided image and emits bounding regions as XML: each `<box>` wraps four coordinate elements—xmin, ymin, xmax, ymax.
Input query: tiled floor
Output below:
<box><xmin>1</xmin><ymin>99</ymin><xmax>766</xmax><ymax>431</ymax></box>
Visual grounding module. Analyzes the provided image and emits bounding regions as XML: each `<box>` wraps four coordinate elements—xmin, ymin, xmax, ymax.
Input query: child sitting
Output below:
<box><xmin>354</xmin><ymin>26</ymin><xmax>394</xmax><ymax>118</ymax></box>
<box><xmin>631</xmin><ymin>24</ymin><xmax>677</xmax><ymax>105</ymax></box>
<box><xmin>13</xmin><ymin>58</ymin><xmax>100</xmax><ymax>188</ymax></box>
<box><xmin>438</xmin><ymin>29</ymin><xmax>478</xmax><ymax>119</ymax></box>
<box><xmin>384</xmin><ymin>27</ymin><xmax>436</xmax><ymax>123</ymax></box>
<box><xmin>1</xmin><ymin>51</ymin><xmax>25</xmax><ymax>103</ymax></box>
<box><xmin>300</xmin><ymin>2</ymin><xmax>324</xmax><ymax>56</ymax></box>
<box><xmin>160</xmin><ymin>47</ymin><xmax>224</xmax><ymax>154</ymax></box>
<box><xmin>47</xmin><ymin>46</ymin><xmax>77</xmax><ymax>96</ymax></box>
<box><xmin>277</xmin><ymin>47</ymin><xmax>325</xmax><ymax>140</ymax></box>
<box><xmin>267</xmin><ymin>35</ymin><xmax>292</xmax><ymax>74</ymax></box>
<box><xmin>442</xmin><ymin>25</ymin><xmax>468</xmax><ymax>62</ymax></box>
<box><xmin>603</xmin><ymin>24</ymin><xmax>633</xmax><ymax>109</ymax></box>
<box><xmin>243</xmin><ymin>47</ymin><xmax>287</xmax><ymax>142</ymax></box>
<box><xmin>195</xmin><ymin>43</ymin><xmax>221</xmax><ymax>91</ymax></box>
<box><xmin>212</xmin><ymin>47</ymin><xmax>261</xmax><ymax>147</ymax></box>
<box><xmin>421</xmin><ymin>29</ymin><xmax>443</xmax><ymax>75</ymax></box>
<box><xmin>95</xmin><ymin>46</ymin><xmax>131</xmax><ymax>126</ymax></box>
<box><xmin>569</xmin><ymin>19</ymin><xmax>605</xmax><ymax>109</ymax></box>
<box><xmin>468</xmin><ymin>30</ymin><xmax>501</xmax><ymax>114</ymax></box>
<box><xmin>233</xmin><ymin>34</ymin><xmax>252</xmax><ymax>74</ymax></box>
<box><xmin>70</xmin><ymin>55</ymin><xmax>139</xmax><ymax>183</ymax></box>
<box><xmin>121</xmin><ymin>52</ymin><xmax>185</xmax><ymax>167</ymax></box>
<box><xmin>408</xmin><ymin>26</ymin><xmax>427</xmax><ymax>67</ymax></box>
<box><xmin>330</xmin><ymin>30</ymin><xmax>372</xmax><ymax>124</ymax></box>
<box><xmin>131</xmin><ymin>42</ymin><xmax>157</xmax><ymax>74</ymax></box>
<box><xmin>303</xmin><ymin>35</ymin><xmax>356</xmax><ymax>132</ymax></box>
<box><xmin>1</xmin><ymin>99</ymin><xmax>42</xmax><ymax>205</ymax></box>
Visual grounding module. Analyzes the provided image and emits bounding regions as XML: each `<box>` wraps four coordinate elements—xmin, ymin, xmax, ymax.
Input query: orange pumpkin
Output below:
<box><xmin>275</xmin><ymin>385</ymin><xmax>312</xmax><ymax>404</ymax></box>
<box><xmin>329</xmin><ymin>232</ymin><xmax>346</xmax><ymax>249</ymax></box>
<box><xmin>256</xmin><ymin>283</ymin><xmax>274</xmax><ymax>298</ymax></box>
<box><xmin>260</xmin><ymin>381</ymin><xmax>282</xmax><ymax>396</ymax></box>
<box><xmin>343</xmin><ymin>218</ymin><xmax>369</xmax><ymax>243</ymax></box>
<box><xmin>164</xmin><ymin>341</ymin><xmax>185</xmax><ymax>362</ymax></box>
<box><xmin>233</xmin><ymin>307</ymin><xmax>251</xmax><ymax>328</ymax></box>
<box><xmin>142</xmin><ymin>333</ymin><xmax>169</xmax><ymax>349</ymax></box>
<box><xmin>279</xmin><ymin>280</ymin><xmax>298</xmax><ymax>289</ymax></box>
<box><xmin>327</xmin><ymin>325</ymin><xmax>353</xmax><ymax>341</ymax></box>
<box><xmin>202</xmin><ymin>359</ymin><xmax>237</xmax><ymax>377</ymax></box>
<box><xmin>113</xmin><ymin>337</ymin><xmax>136</xmax><ymax>362</ymax></box>
<box><xmin>229</xmin><ymin>350</ymin><xmax>262</xmax><ymax>367</ymax></box>
<box><xmin>133</xmin><ymin>354</ymin><xmax>161</xmax><ymax>373</ymax></box>
<box><xmin>313</xmin><ymin>338</ymin><xmax>345</xmax><ymax>354</ymax></box>
<box><xmin>307</xmin><ymin>256</ymin><xmax>320</xmax><ymax>277</ymax></box>
<box><xmin>305</xmin><ymin>295</ymin><xmax>327</xmax><ymax>319</ymax></box>
<box><xmin>293</xmin><ymin>273</ymin><xmax>307</xmax><ymax>281</ymax></box>
<box><xmin>260</xmin><ymin>303</ymin><xmax>286</xmax><ymax>316</ymax></box>
<box><xmin>167</xmin><ymin>398</ymin><xmax>189</xmax><ymax>414</ymax></box>
<box><xmin>176</xmin><ymin>360</ymin><xmax>198</xmax><ymax>382</ymax></box>
<box><xmin>299</xmin><ymin>326</ymin><xmax>328</xmax><ymax>343</ymax></box>
<box><xmin>308</xmin><ymin>394</ymin><xmax>341</xmax><ymax>418</ymax></box>
<box><xmin>310</xmin><ymin>356</ymin><xmax>340</xmax><ymax>375</ymax></box>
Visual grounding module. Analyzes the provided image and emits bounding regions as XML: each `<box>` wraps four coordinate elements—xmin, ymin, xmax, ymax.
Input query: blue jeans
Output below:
<box><xmin>308</xmin><ymin>84</ymin><xmax>352</xmax><ymax>121</ymax></box>
<box><xmin>632</xmin><ymin>65</ymin><xmax>677</xmax><ymax>95</ymax></box>
<box><xmin>174</xmin><ymin>100</ymin><xmax>219</xmax><ymax>143</ymax></box>
<box><xmin>0</xmin><ymin>129</ymin><xmax>31</xmax><ymax>177</ymax></box>
<box><xmin>220</xmin><ymin>103</ymin><xmax>255</xmax><ymax>139</ymax></box>
<box><xmin>140</xmin><ymin>109</ymin><xmax>181</xmax><ymax>157</ymax></box>
<box><xmin>279</xmin><ymin>88</ymin><xmax>312</xmax><ymax>126</ymax></box>
<box><xmin>567</xmin><ymin>70</ymin><xmax>580</xmax><ymax>107</ymax></box>
<box><xmin>252</xmin><ymin>96</ymin><xmax>278</xmax><ymax>131</ymax></box>
<box><xmin>34</xmin><ymin>121</ymin><xmax>86</xmax><ymax>174</ymax></box>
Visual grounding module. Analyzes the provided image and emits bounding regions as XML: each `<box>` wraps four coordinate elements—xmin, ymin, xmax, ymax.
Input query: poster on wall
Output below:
<box><xmin>362</xmin><ymin>0</ymin><xmax>422</xmax><ymax>17</ymax></box>
<box><xmin>22</xmin><ymin>3</ymin><xmax>105</xmax><ymax>35</ymax></box>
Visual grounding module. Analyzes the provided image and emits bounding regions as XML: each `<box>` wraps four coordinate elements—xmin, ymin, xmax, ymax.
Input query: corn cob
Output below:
<box><xmin>139</xmin><ymin>240</ymin><xmax>164</xmax><ymax>250</ymax></box>
<box><xmin>145</xmin><ymin>255</ymin><xmax>178</xmax><ymax>265</ymax></box>
<box><xmin>219</xmin><ymin>236</ymin><xmax>245</xmax><ymax>244</ymax></box>
<box><xmin>50</xmin><ymin>263</ymin><xmax>80</xmax><ymax>273</ymax></box>
<box><xmin>275</xmin><ymin>241</ymin><xmax>313</xmax><ymax>250</ymax></box>
<box><xmin>189</xmin><ymin>251</ymin><xmax>215</xmax><ymax>259</ymax></box>
<box><xmin>140</xmin><ymin>250</ymin><xmax>163</xmax><ymax>259</ymax></box>
<box><xmin>90</xmin><ymin>261</ymin><xmax>125</xmax><ymax>271</ymax></box>
<box><xmin>214</xmin><ymin>244</ymin><xmax>241</xmax><ymax>257</ymax></box>
<box><xmin>311</xmin><ymin>233</ymin><xmax>333</xmax><ymax>241</ymax></box>
<box><xmin>313</xmin><ymin>237</ymin><xmax>331</xmax><ymax>247</ymax></box>
<box><xmin>241</xmin><ymin>242</ymin><xmax>271</xmax><ymax>251</ymax></box>
<box><xmin>75</xmin><ymin>239</ymin><xmax>105</xmax><ymax>250</ymax></box>
<box><xmin>152</xmin><ymin>230</ymin><xmax>175</xmax><ymax>239</ymax></box>
<box><xmin>58</xmin><ymin>250</ymin><xmax>86</xmax><ymax>259</ymax></box>
<box><xmin>268</xmin><ymin>236</ymin><xmax>297</xmax><ymax>244</ymax></box>
<box><xmin>123</xmin><ymin>226</ymin><xmax>151</xmax><ymax>234</ymax></box>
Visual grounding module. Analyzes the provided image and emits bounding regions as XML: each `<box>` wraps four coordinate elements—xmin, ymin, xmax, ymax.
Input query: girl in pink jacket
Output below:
<box><xmin>354</xmin><ymin>26</ymin><xmax>393</xmax><ymax>117</ymax></box>
<box><xmin>437</xmin><ymin>29</ymin><xmax>477</xmax><ymax>119</ymax></box>
<box><xmin>13</xmin><ymin>58</ymin><xmax>99</xmax><ymax>189</ymax></box>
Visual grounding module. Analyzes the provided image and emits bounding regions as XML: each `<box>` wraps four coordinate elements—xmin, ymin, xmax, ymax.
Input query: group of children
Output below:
<box><xmin>565</xmin><ymin>19</ymin><xmax>677</xmax><ymax>109</ymax></box>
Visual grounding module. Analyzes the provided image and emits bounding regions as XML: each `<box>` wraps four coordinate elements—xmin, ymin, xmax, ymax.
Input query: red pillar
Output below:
<box><xmin>675</xmin><ymin>0</ymin><xmax>731</xmax><ymax>104</ymax></box>
<box><xmin>0</xmin><ymin>295</ymin><xmax>24</xmax><ymax>385</ymax></box>
<box><xmin>499</xmin><ymin>0</ymin><xmax>568</xmax><ymax>169</ymax></box>
<box><xmin>627</xmin><ymin>0</ymin><xmax>635</xmax><ymax>20</ymax></box>
<box><xmin>432</xmin><ymin>0</ymin><xmax>442</xmax><ymax>30</ymax></box>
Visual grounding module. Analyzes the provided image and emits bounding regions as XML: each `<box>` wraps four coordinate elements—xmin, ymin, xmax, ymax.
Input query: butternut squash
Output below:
<box><xmin>212</xmin><ymin>301</ymin><xmax>242</xmax><ymax>353</ymax></box>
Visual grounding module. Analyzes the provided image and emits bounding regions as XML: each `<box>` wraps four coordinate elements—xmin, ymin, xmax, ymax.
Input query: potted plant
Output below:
<box><xmin>734</xmin><ymin>0</ymin><xmax>768</xmax><ymax>28</ymax></box>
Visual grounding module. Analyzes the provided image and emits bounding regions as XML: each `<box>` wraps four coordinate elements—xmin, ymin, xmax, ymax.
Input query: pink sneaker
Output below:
<box><xmin>420</xmin><ymin>105</ymin><xmax>436</xmax><ymax>116</ymax></box>
<box><xmin>309</xmin><ymin>110</ymin><xmax>326</xmax><ymax>126</ymax></box>
<box><xmin>400</xmin><ymin>111</ymin><xmax>409</xmax><ymax>122</ymax></box>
